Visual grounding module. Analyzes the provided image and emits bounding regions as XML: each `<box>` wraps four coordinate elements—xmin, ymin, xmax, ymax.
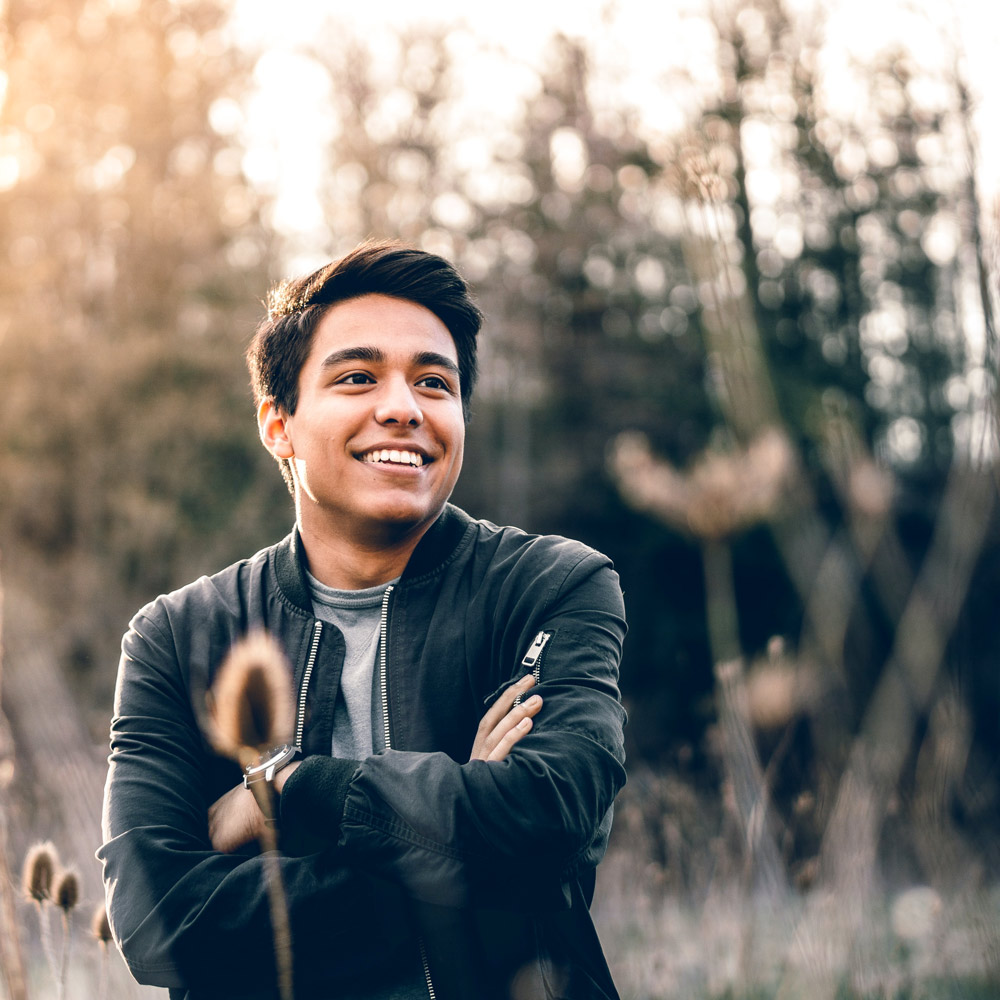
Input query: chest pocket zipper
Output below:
<box><xmin>513</xmin><ymin>630</ymin><xmax>552</xmax><ymax>706</ymax></box>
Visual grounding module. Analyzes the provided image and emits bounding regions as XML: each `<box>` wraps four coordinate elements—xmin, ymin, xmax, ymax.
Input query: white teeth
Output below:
<box><xmin>362</xmin><ymin>449</ymin><xmax>424</xmax><ymax>467</ymax></box>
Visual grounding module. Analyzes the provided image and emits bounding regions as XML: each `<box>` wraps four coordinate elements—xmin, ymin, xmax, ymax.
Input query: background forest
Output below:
<box><xmin>1</xmin><ymin>0</ymin><xmax>999</xmax><ymax>997</ymax></box>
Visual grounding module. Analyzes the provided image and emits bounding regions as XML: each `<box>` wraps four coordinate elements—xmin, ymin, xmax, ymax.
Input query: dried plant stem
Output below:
<box><xmin>58</xmin><ymin>911</ymin><xmax>74</xmax><ymax>1000</ymax></box>
<box><xmin>820</xmin><ymin>466</ymin><xmax>995</xmax><ymax>892</ymax></box>
<box><xmin>685</xmin><ymin>187</ymin><xmax>780</xmax><ymax>439</ymax></box>
<box><xmin>208</xmin><ymin>632</ymin><xmax>297</xmax><ymax>998</ymax></box>
<box><xmin>38</xmin><ymin>899</ymin><xmax>60</xmax><ymax>987</ymax></box>
<box><xmin>700</xmin><ymin>534</ymin><xmax>788</xmax><ymax>993</ymax></box>
<box><xmin>249</xmin><ymin>781</ymin><xmax>294</xmax><ymax>1000</ymax></box>
<box><xmin>702</xmin><ymin>539</ymin><xmax>741</xmax><ymax>664</ymax></box>
<box><xmin>92</xmin><ymin>903</ymin><xmax>113</xmax><ymax>1000</ymax></box>
<box><xmin>714</xmin><ymin>658</ymin><xmax>787</xmax><ymax>900</ymax></box>
<box><xmin>97</xmin><ymin>941</ymin><xmax>109</xmax><ymax>1000</ymax></box>
<box><xmin>703</xmin><ymin>539</ymin><xmax>787</xmax><ymax>903</ymax></box>
<box><xmin>0</xmin><ymin>556</ymin><xmax>27</xmax><ymax>1000</ymax></box>
<box><xmin>777</xmin><ymin>465</ymin><xmax>996</xmax><ymax>1000</ymax></box>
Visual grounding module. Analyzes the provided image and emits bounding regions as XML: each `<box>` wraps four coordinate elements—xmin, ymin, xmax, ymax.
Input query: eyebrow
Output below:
<box><xmin>320</xmin><ymin>346</ymin><xmax>460</xmax><ymax>380</ymax></box>
<box><xmin>415</xmin><ymin>351</ymin><xmax>461</xmax><ymax>380</ymax></box>
<box><xmin>319</xmin><ymin>346</ymin><xmax>383</xmax><ymax>370</ymax></box>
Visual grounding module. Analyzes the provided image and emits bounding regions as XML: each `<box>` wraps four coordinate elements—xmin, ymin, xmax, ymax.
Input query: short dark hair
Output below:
<box><xmin>247</xmin><ymin>240</ymin><xmax>483</xmax><ymax>489</ymax></box>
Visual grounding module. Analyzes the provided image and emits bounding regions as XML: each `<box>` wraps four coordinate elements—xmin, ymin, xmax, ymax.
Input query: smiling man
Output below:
<box><xmin>260</xmin><ymin>293</ymin><xmax>467</xmax><ymax>585</ymax></box>
<box><xmin>99</xmin><ymin>242</ymin><xmax>627</xmax><ymax>1000</ymax></box>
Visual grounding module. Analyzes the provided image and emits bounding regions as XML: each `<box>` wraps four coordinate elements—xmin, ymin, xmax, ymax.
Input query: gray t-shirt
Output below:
<box><xmin>307</xmin><ymin>572</ymin><xmax>427</xmax><ymax>1000</ymax></box>
<box><xmin>307</xmin><ymin>571</ymin><xmax>394</xmax><ymax>758</ymax></box>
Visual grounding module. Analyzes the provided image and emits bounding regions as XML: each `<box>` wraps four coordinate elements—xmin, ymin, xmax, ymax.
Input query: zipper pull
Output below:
<box><xmin>515</xmin><ymin>631</ymin><xmax>552</xmax><ymax>707</ymax></box>
<box><xmin>521</xmin><ymin>631</ymin><xmax>552</xmax><ymax>669</ymax></box>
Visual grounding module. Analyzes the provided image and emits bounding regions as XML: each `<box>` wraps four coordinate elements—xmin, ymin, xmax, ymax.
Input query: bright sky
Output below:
<box><xmin>228</xmin><ymin>0</ymin><xmax>1000</xmax><ymax>239</ymax></box>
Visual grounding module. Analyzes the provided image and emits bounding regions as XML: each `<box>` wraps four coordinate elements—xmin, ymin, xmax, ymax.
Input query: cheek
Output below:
<box><xmin>447</xmin><ymin>435</ymin><xmax>465</xmax><ymax>484</ymax></box>
<box><xmin>449</xmin><ymin>419</ymin><xmax>466</xmax><ymax>463</ymax></box>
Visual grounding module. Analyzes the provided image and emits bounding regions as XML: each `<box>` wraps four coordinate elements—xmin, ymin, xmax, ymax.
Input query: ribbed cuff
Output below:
<box><xmin>278</xmin><ymin>755</ymin><xmax>361</xmax><ymax>842</ymax></box>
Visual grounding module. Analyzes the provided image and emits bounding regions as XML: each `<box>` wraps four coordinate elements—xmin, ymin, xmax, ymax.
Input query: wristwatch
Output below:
<box><xmin>243</xmin><ymin>744</ymin><xmax>300</xmax><ymax>788</ymax></box>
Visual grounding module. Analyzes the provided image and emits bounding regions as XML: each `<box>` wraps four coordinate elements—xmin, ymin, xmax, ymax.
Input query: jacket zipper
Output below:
<box><xmin>377</xmin><ymin>586</ymin><xmax>438</xmax><ymax>1000</ymax></box>
<box><xmin>418</xmin><ymin>938</ymin><xmax>437</xmax><ymax>1000</ymax></box>
<box><xmin>295</xmin><ymin>620</ymin><xmax>323</xmax><ymax>749</ymax></box>
<box><xmin>514</xmin><ymin>630</ymin><xmax>552</xmax><ymax>705</ymax></box>
<box><xmin>378</xmin><ymin>584</ymin><xmax>394</xmax><ymax>752</ymax></box>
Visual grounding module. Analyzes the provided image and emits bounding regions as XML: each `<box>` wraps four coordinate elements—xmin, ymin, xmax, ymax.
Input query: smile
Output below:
<box><xmin>358</xmin><ymin>448</ymin><xmax>426</xmax><ymax>467</ymax></box>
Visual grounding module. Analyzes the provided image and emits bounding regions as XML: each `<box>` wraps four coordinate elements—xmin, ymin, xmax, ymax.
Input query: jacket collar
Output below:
<box><xmin>273</xmin><ymin>503</ymin><xmax>474</xmax><ymax>613</ymax></box>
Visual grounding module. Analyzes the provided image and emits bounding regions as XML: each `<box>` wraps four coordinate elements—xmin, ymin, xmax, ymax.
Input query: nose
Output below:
<box><xmin>374</xmin><ymin>376</ymin><xmax>423</xmax><ymax>427</ymax></box>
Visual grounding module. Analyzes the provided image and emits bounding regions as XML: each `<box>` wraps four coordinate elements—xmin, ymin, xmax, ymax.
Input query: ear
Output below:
<box><xmin>258</xmin><ymin>399</ymin><xmax>295</xmax><ymax>459</ymax></box>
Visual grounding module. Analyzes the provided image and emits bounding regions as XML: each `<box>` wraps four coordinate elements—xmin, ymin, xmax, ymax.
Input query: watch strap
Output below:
<box><xmin>243</xmin><ymin>743</ymin><xmax>300</xmax><ymax>788</ymax></box>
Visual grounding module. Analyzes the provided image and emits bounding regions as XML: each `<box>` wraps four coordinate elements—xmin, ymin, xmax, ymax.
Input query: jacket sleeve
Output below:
<box><xmin>285</xmin><ymin>551</ymin><xmax>627</xmax><ymax>910</ymax></box>
<box><xmin>97</xmin><ymin>612</ymin><xmax>416</xmax><ymax>995</ymax></box>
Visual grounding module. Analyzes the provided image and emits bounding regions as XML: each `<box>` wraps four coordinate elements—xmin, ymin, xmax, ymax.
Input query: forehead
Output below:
<box><xmin>306</xmin><ymin>293</ymin><xmax>458</xmax><ymax>366</ymax></box>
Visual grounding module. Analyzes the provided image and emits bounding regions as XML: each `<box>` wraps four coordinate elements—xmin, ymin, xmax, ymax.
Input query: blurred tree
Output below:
<box><xmin>0</xmin><ymin>0</ymin><xmax>285</xmax><ymax>717</ymax></box>
<box><xmin>680</xmin><ymin>0</ymin><xmax>997</xmax><ymax>718</ymax></box>
<box><xmin>697</xmin><ymin>0</ymin><xmax>988</xmax><ymax>486</ymax></box>
<box><xmin>307</xmin><ymin>25</ymin><xmax>470</xmax><ymax>259</ymax></box>
<box><xmin>455</xmin><ymin>34</ymin><xmax>722</xmax><ymax>757</ymax></box>
<box><xmin>470</xmin><ymin>35</ymin><xmax>716</xmax><ymax>505</ymax></box>
<box><xmin>612</xmin><ymin>0</ymin><xmax>1000</xmax><ymax>882</ymax></box>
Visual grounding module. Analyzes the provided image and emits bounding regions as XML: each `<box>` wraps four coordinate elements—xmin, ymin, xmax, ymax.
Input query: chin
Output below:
<box><xmin>366</xmin><ymin>501</ymin><xmax>438</xmax><ymax>532</ymax></box>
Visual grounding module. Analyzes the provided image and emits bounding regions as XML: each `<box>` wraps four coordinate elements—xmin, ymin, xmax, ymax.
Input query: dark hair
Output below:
<box><xmin>247</xmin><ymin>240</ymin><xmax>483</xmax><ymax>489</ymax></box>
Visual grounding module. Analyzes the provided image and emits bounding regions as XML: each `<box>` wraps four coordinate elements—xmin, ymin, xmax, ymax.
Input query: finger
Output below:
<box><xmin>489</xmin><ymin>693</ymin><xmax>543</xmax><ymax>741</ymax></box>
<box><xmin>486</xmin><ymin>715</ymin><xmax>533</xmax><ymax>762</ymax></box>
<box><xmin>481</xmin><ymin>694</ymin><xmax>543</xmax><ymax>757</ymax></box>
<box><xmin>477</xmin><ymin>675</ymin><xmax>535</xmax><ymax>737</ymax></box>
<box><xmin>470</xmin><ymin>675</ymin><xmax>535</xmax><ymax>760</ymax></box>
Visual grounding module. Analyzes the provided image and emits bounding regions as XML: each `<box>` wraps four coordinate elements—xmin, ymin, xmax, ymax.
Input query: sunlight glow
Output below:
<box><xmin>228</xmin><ymin>0</ymin><xmax>1000</xmax><ymax>250</ymax></box>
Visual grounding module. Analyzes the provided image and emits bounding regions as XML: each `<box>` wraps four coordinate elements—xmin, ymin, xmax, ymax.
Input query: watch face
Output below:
<box><xmin>244</xmin><ymin>744</ymin><xmax>298</xmax><ymax>786</ymax></box>
<box><xmin>262</xmin><ymin>746</ymin><xmax>293</xmax><ymax>767</ymax></box>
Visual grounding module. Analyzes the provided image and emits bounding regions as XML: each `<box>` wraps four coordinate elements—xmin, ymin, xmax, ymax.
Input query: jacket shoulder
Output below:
<box><xmin>469</xmin><ymin>516</ymin><xmax>614</xmax><ymax>575</ymax></box>
<box><xmin>127</xmin><ymin>534</ymin><xmax>290</xmax><ymax>635</ymax></box>
<box><xmin>461</xmin><ymin>516</ymin><xmax>624</xmax><ymax>618</ymax></box>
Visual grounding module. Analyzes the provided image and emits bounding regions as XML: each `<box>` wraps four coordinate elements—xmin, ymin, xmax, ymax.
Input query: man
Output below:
<box><xmin>99</xmin><ymin>241</ymin><xmax>627</xmax><ymax>999</ymax></box>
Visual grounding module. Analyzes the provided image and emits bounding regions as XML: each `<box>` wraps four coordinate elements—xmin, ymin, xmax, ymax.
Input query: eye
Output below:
<box><xmin>416</xmin><ymin>374</ymin><xmax>453</xmax><ymax>392</ymax></box>
<box><xmin>336</xmin><ymin>371</ymin><xmax>375</xmax><ymax>386</ymax></box>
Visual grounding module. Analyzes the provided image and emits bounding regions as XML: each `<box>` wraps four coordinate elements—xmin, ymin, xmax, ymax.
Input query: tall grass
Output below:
<box><xmin>596</xmin><ymin>767</ymin><xmax>1000</xmax><ymax>1000</ymax></box>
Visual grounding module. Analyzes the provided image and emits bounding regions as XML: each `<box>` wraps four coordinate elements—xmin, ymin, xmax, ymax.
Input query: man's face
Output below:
<box><xmin>269</xmin><ymin>294</ymin><xmax>466</xmax><ymax>545</ymax></box>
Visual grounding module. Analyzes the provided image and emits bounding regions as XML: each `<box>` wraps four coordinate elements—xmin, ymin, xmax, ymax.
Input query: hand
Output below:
<box><xmin>469</xmin><ymin>674</ymin><xmax>543</xmax><ymax>762</ymax></box>
<box><xmin>208</xmin><ymin>784</ymin><xmax>265</xmax><ymax>853</ymax></box>
<box><xmin>208</xmin><ymin>761</ymin><xmax>301</xmax><ymax>853</ymax></box>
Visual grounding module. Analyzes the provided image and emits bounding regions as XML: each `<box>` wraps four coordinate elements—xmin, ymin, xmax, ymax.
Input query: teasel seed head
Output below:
<box><xmin>22</xmin><ymin>840</ymin><xmax>59</xmax><ymax>903</ymax></box>
<box><xmin>54</xmin><ymin>867</ymin><xmax>80</xmax><ymax>913</ymax></box>
<box><xmin>91</xmin><ymin>902</ymin><xmax>113</xmax><ymax>944</ymax></box>
<box><xmin>610</xmin><ymin>428</ymin><xmax>794</xmax><ymax>540</ymax></box>
<box><xmin>207</xmin><ymin>631</ymin><xmax>295</xmax><ymax>760</ymax></box>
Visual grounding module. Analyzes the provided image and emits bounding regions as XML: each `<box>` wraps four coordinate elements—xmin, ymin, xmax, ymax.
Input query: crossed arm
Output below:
<box><xmin>100</xmin><ymin>660</ymin><xmax>550</xmax><ymax>992</ymax></box>
<box><xmin>101</xmin><ymin>557</ymin><xmax>625</xmax><ymax>990</ymax></box>
<box><xmin>208</xmin><ymin>675</ymin><xmax>543</xmax><ymax>853</ymax></box>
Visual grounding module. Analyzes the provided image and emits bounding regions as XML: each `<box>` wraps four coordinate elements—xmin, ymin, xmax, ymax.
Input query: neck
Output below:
<box><xmin>295</xmin><ymin>510</ymin><xmax>434</xmax><ymax>591</ymax></box>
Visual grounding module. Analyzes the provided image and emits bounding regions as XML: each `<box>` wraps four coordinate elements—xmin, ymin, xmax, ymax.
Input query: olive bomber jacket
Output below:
<box><xmin>98</xmin><ymin>504</ymin><xmax>627</xmax><ymax>1000</ymax></box>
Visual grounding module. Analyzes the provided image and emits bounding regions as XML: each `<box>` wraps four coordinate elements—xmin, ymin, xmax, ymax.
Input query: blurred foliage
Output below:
<box><xmin>1</xmin><ymin>0</ymin><xmax>998</xmax><ymax>909</ymax></box>
<box><xmin>0</xmin><ymin>0</ymin><xmax>288</xmax><ymax>718</ymax></box>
